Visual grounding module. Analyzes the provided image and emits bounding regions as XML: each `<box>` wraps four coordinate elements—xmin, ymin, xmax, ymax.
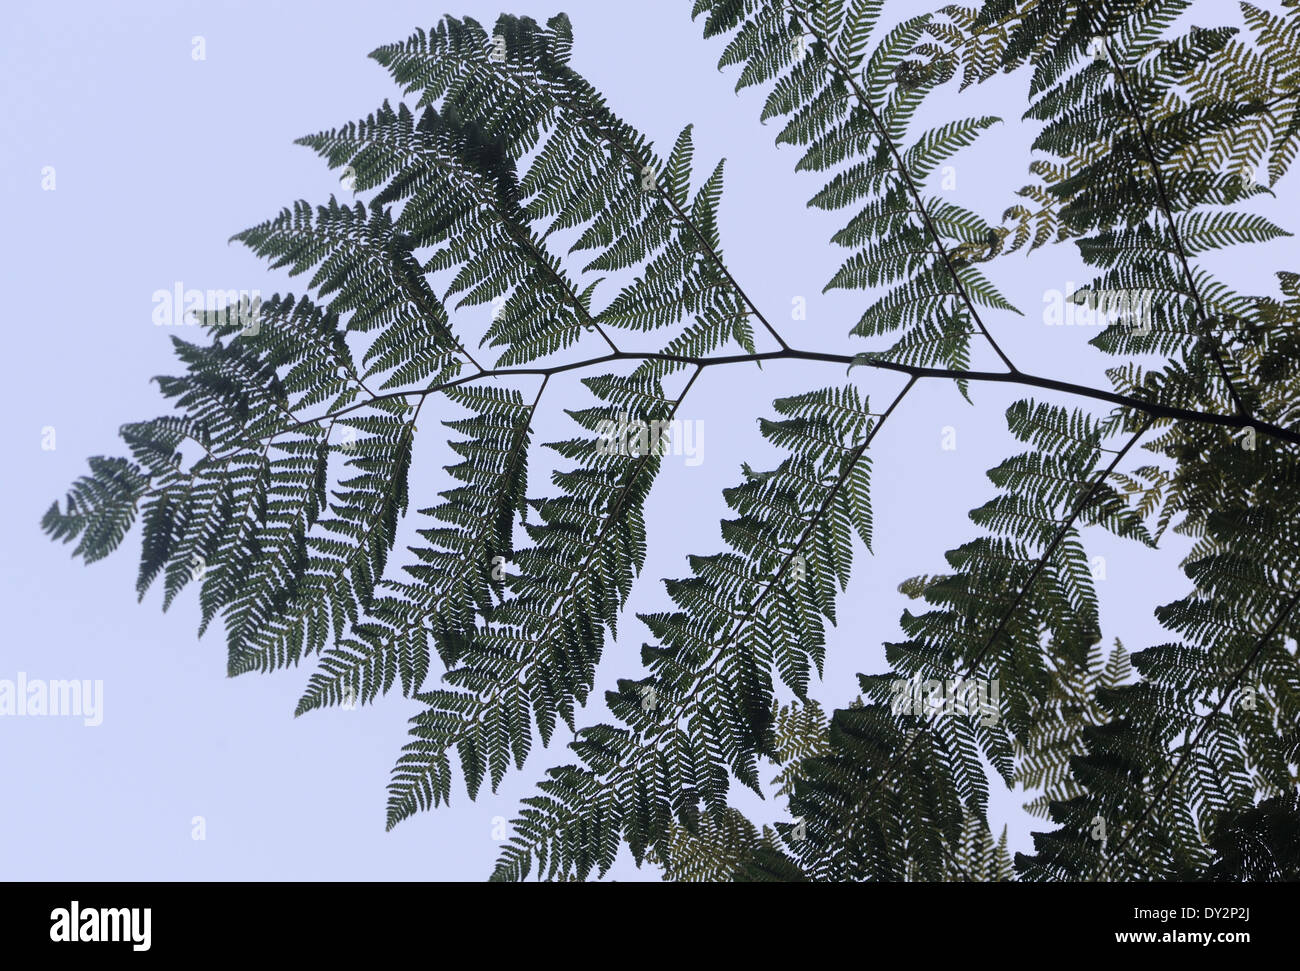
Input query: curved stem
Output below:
<box><xmin>260</xmin><ymin>346</ymin><xmax>1300</xmax><ymax>449</ymax></box>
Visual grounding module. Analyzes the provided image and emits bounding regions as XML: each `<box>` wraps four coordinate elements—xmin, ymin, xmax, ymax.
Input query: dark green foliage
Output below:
<box><xmin>490</xmin><ymin>384</ymin><xmax>884</xmax><ymax>880</ymax></box>
<box><xmin>48</xmin><ymin>1</ymin><xmax>1300</xmax><ymax>881</ymax></box>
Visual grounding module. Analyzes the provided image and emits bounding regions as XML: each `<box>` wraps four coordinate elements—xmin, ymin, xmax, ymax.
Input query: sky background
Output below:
<box><xmin>2</xmin><ymin>0</ymin><xmax>1294</xmax><ymax>880</ymax></box>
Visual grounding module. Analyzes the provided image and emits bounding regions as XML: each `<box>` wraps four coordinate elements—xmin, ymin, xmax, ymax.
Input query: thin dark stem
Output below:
<box><xmin>817</xmin><ymin>418</ymin><xmax>1153</xmax><ymax>879</ymax></box>
<box><xmin>1101</xmin><ymin>590</ymin><xmax>1300</xmax><ymax>878</ymax></box>
<box><xmin>393</xmin><ymin>253</ymin><xmax>487</xmax><ymax>374</ymax></box>
<box><xmin>454</xmin><ymin>365</ymin><xmax>706</xmax><ymax>741</ymax></box>
<box><xmin>646</xmin><ymin>375</ymin><xmax>918</xmax><ymax>748</ymax></box>
<box><xmin>263</xmin><ymin>347</ymin><xmax>1300</xmax><ymax>448</ymax></box>
<box><xmin>497</xmin><ymin>216</ymin><xmax>623</xmax><ymax>355</ymax></box>
<box><xmin>505</xmin><ymin>374</ymin><xmax>919</xmax><ymax>874</ymax></box>
<box><xmin>967</xmin><ymin>420</ymin><xmax>1153</xmax><ymax>672</ymax></box>
<box><xmin>571</xmin><ymin>108</ymin><xmax>791</xmax><ymax>352</ymax></box>
<box><xmin>792</xmin><ymin>5</ymin><xmax>1021</xmax><ymax>374</ymax></box>
<box><xmin>1103</xmin><ymin>38</ymin><xmax>1253</xmax><ymax>420</ymax></box>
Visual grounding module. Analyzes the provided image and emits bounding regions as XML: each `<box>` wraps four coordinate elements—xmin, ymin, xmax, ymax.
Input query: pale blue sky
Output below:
<box><xmin>2</xmin><ymin>1</ymin><xmax>1292</xmax><ymax>880</ymax></box>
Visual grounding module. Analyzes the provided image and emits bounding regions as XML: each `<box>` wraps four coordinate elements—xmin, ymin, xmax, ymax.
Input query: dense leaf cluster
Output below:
<box><xmin>47</xmin><ymin>0</ymin><xmax>1300</xmax><ymax>881</ymax></box>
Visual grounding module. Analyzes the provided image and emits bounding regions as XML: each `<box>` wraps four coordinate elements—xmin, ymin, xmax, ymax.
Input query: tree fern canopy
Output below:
<box><xmin>46</xmin><ymin>0</ymin><xmax>1300</xmax><ymax>881</ymax></box>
